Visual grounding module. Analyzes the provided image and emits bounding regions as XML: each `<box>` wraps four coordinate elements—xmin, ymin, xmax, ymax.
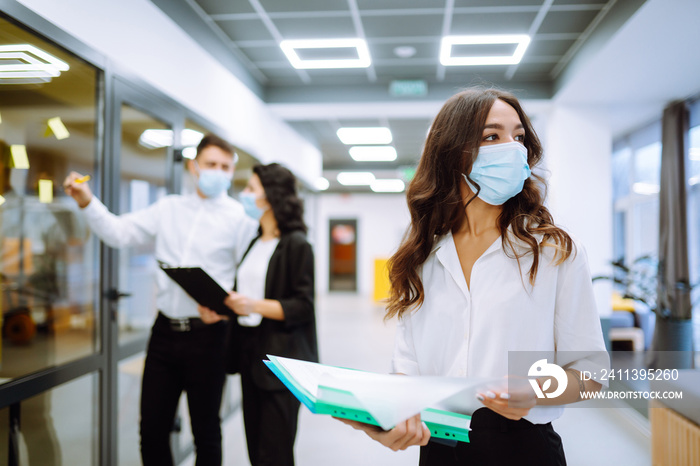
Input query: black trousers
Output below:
<box><xmin>140</xmin><ymin>313</ymin><xmax>227</xmax><ymax>466</ymax></box>
<box><xmin>240</xmin><ymin>371</ymin><xmax>300</xmax><ymax>466</ymax></box>
<box><xmin>419</xmin><ymin>408</ymin><xmax>567</xmax><ymax>466</ymax></box>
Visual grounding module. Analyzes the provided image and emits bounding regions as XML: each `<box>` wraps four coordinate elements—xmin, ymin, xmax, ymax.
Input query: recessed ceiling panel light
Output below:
<box><xmin>337</xmin><ymin>172</ymin><xmax>375</xmax><ymax>186</ymax></box>
<box><xmin>394</xmin><ymin>46</ymin><xmax>417</xmax><ymax>58</ymax></box>
<box><xmin>280</xmin><ymin>38</ymin><xmax>371</xmax><ymax>69</ymax></box>
<box><xmin>182</xmin><ymin>129</ymin><xmax>204</xmax><ymax>146</ymax></box>
<box><xmin>349</xmin><ymin>146</ymin><xmax>397</xmax><ymax>162</ymax></box>
<box><xmin>337</xmin><ymin>127</ymin><xmax>392</xmax><ymax>145</ymax></box>
<box><xmin>315</xmin><ymin>177</ymin><xmax>330</xmax><ymax>191</ymax></box>
<box><xmin>370</xmin><ymin>179</ymin><xmax>405</xmax><ymax>193</ymax></box>
<box><xmin>139</xmin><ymin>129</ymin><xmax>173</xmax><ymax>149</ymax></box>
<box><xmin>440</xmin><ymin>35</ymin><xmax>530</xmax><ymax>66</ymax></box>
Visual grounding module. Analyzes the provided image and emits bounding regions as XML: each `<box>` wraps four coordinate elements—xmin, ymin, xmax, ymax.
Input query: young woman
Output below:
<box><xmin>199</xmin><ymin>163</ymin><xmax>317</xmax><ymax>466</ymax></box>
<box><xmin>339</xmin><ymin>88</ymin><xmax>607</xmax><ymax>465</ymax></box>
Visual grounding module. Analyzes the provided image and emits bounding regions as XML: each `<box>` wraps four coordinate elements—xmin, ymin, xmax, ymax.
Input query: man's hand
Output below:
<box><xmin>335</xmin><ymin>414</ymin><xmax>430</xmax><ymax>451</ymax></box>
<box><xmin>197</xmin><ymin>305</ymin><xmax>227</xmax><ymax>324</ymax></box>
<box><xmin>63</xmin><ymin>171</ymin><xmax>93</xmax><ymax>208</ymax></box>
<box><xmin>224</xmin><ymin>291</ymin><xmax>254</xmax><ymax>316</ymax></box>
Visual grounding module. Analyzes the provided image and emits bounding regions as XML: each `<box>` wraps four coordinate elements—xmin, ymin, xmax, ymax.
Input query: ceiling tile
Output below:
<box><xmin>273</xmin><ymin>17</ymin><xmax>357</xmax><ymax>39</ymax></box>
<box><xmin>216</xmin><ymin>19</ymin><xmax>275</xmax><ymax>42</ymax></box>
<box><xmin>527</xmin><ymin>38</ymin><xmax>576</xmax><ymax>57</ymax></box>
<box><xmin>362</xmin><ymin>15</ymin><xmax>444</xmax><ymax>39</ymax></box>
<box><xmin>373</xmin><ymin>64</ymin><xmax>438</xmax><ymax>82</ymax></box>
<box><xmin>370</xmin><ymin>42</ymin><xmax>440</xmax><ymax>61</ymax></box>
<box><xmin>260</xmin><ymin>0</ymin><xmax>350</xmax><ymax>13</ymax></box>
<box><xmin>553</xmin><ymin>0</ymin><xmax>605</xmax><ymax>5</ymax></box>
<box><xmin>538</xmin><ymin>10</ymin><xmax>600</xmax><ymax>34</ymax></box>
<box><xmin>195</xmin><ymin>0</ymin><xmax>255</xmax><ymax>15</ymax></box>
<box><xmin>357</xmin><ymin>0</ymin><xmax>443</xmax><ymax>10</ymax></box>
<box><xmin>454</xmin><ymin>0</ymin><xmax>541</xmax><ymax>6</ymax></box>
<box><xmin>238</xmin><ymin>45</ymin><xmax>288</xmax><ymax>63</ymax></box>
<box><xmin>450</xmin><ymin>12</ymin><xmax>537</xmax><ymax>35</ymax></box>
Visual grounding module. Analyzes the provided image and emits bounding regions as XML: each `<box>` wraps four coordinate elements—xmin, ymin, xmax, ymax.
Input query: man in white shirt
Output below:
<box><xmin>63</xmin><ymin>134</ymin><xmax>258</xmax><ymax>466</ymax></box>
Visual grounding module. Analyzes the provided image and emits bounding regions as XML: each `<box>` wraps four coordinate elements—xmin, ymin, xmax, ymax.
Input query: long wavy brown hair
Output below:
<box><xmin>386</xmin><ymin>87</ymin><xmax>573</xmax><ymax>320</ymax></box>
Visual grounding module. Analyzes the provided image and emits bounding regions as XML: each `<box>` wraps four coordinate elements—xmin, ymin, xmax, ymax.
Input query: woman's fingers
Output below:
<box><xmin>334</xmin><ymin>414</ymin><xmax>430</xmax><ymax>451</ymax></box>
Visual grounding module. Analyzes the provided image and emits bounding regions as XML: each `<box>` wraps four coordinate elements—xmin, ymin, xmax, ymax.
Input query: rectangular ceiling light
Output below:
<box><xmin>337</xmin><ymin>127</ymin><xmax>392</xmax><ymax>145</ymax></box>
<box><xmin>280</xmin><ymin>39</ymin><xmax>371</xmax><ymax>69</ymax></box>
<box><xmin>0</xmin><ymin>44</ymin><xmax>69</xmax><ymax>83</ymax></box>
<box><xmin>370</xmin><ymin>179</ymin><xmax>405</xmax><ymax>193</ymax></box>
<box><xmin>139</xmin><ymin>129</ymin><xmax>204</xmax><ymax>150</ymax></box>
<box><xmin>337</xmin><ymin>172</ymin><xmax>375</xmax><ymax>186</ymax></box>
<box><xmin>349</xmin><ymin>146</ymin><xmax>397</xmax><ymax>162</ymax></box>
<box><xmin>440</xmin><ymin>35</ymin><xmax>530</xmax><ymax>66</ymax></box>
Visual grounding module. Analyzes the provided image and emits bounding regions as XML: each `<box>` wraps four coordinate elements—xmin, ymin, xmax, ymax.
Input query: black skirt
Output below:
<box><xmin>419</xmin><ymin>408</ymin><xmax>567</xmax><ymax>466</ymax></box>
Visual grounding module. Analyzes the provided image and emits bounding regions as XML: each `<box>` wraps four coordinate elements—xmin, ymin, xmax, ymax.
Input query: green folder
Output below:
<box><xmin>264</xmin><ymin>355</ymin><xmax>471</xmax><ymax>443</ymax></box>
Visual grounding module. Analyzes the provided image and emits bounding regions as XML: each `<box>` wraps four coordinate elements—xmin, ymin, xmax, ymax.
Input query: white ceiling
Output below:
<box><xmin>150</xmin><ymin>0</ymin><xmax>700</xmax><ymax>191</ymax></box>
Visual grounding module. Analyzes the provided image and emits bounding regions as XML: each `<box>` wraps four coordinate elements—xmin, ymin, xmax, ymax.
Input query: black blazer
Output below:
<box><xmin>226</xmin><ymin>230</ymin><xmax>319</xmax><ymax>391</ymax></box>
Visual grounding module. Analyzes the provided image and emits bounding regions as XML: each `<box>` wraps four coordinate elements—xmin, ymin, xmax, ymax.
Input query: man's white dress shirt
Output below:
<box><xmin>82</xmin><ymin>192</ymin><xmax>258</xmax><ymax>319</ymax></box>
<box><xmin>391</xmin><ymin>231</ymin><xmax>608</xmax><ymax>424</ymax></box>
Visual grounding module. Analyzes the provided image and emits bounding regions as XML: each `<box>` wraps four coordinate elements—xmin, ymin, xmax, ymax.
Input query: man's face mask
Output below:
<box><xmin>463</xmin><ymin>142</ymin><xmax>531</xmax><ymax>206</ymax></box>
<box><xmin>195</xmin><ymin>161</ymin><xmax>232</xmax><ymax>198</ymax></box>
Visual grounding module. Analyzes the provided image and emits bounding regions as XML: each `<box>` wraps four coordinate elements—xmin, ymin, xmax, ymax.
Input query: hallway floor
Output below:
<box><xmin>185</xmin><ymin>293</ymin><xmax>652</xmax><ymax>466</ymax></box>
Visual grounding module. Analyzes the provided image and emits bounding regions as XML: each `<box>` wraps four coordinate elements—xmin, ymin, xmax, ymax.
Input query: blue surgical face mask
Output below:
<box><xmin>463</xmin><ymin>141</ymin><xmax>531</xmax><ymax>205</ymax></box>
<box><xmin>239</xmin><ymin>192</ymin><xmax>265</xmax><ymax>221</ymax></box>
<box><xmin>197</xmin><ymin>168</ymin><xmax>232</xmax><ymax>198</ymax></box>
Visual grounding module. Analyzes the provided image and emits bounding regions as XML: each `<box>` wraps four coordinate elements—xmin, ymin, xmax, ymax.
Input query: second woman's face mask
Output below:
<box><xmin>239</xmin><ymin>192</ymin><xmax>266</xmax><ymax>221</ymax></box>
<box><xmin>463</xmin><ymin>141</ymin><xmax>531</xmax><ymax>205</ymax></box>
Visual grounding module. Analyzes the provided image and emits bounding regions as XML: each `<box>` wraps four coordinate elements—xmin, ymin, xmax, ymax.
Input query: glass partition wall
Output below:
<box><xmin>0</xmin><ymin>7</ymin><xmax>250</xmax><ymax>465</ymax></box>
<box><xmin>0</xmin><ymin>12</ymin><xmax>102</xmax><ymax>464</ymax></box>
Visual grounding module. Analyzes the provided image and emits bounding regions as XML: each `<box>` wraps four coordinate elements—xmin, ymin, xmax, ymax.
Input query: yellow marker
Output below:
<box><xmin>74</xmin><ymin>175</ymin><xmax>91</xmax><ymax>184</ymax></box>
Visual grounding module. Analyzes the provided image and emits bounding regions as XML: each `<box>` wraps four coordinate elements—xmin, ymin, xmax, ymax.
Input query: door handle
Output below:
<box><xmin>105</xmin><ymin>289</ymin><xmax>132</xmax><ymax>301</ymax></box>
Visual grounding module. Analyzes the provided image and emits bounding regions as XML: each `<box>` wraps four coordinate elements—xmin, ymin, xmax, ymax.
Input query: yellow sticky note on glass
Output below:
<box><xmin>10</xmin><ymin>145</ymin><xmax>29</xmax><ymax>169</ymax></box>
<box><xmin>47</xmin><ymin>117</ymin><xmax>70</xmax><ymax>140</ymax></box>
<box><xmin>39</xmin><ymin>179</ymin><xmax>53</xmax><ymax>203</ymax></box>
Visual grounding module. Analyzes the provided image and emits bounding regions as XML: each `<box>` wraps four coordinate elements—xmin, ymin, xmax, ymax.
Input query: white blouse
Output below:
<box><xmin>237</xmin><ymin>237</ymin><xmax>280</xmax><ymax>327</ymax></box>
<box><xmin>391</xmin><ymin>230</ymin><xmax>608</xmax><ymax>424</ymax></box>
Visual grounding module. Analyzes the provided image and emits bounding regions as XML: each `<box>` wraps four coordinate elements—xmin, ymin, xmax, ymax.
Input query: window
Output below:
<box><xmin>612</xmin><ymin>123</ymin><xmax>662</xmax><ymax>265</ymax></box>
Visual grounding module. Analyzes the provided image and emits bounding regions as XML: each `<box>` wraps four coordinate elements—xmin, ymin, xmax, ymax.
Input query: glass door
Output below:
<box><xmin>109</xmin><ymin>77</ymin><xmax>183</xmax><ymax>466</ymax></box>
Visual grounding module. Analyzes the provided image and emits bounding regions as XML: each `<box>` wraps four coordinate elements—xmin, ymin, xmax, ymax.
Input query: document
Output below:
<box><xmin>264</xmin><ymin>355</ymin><xmax>507</xmax><ymax>443</ymax></box>
<box><xmin>160</xmin><ymin>265</ymin><xmax>232</xmax><ymax>317</ymax></box>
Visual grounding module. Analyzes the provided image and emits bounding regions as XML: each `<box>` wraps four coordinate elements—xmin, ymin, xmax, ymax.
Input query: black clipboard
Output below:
<box><xmin>160</xmin><ymin>266</ymin><xmax>232</xmax><ymax>317</ymax></box>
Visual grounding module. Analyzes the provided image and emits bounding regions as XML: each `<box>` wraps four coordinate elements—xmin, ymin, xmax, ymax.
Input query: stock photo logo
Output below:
<box><xmin>528</xmin><ymin>359</ymin><xmax>568</xmax><ymax>399</ymax></box>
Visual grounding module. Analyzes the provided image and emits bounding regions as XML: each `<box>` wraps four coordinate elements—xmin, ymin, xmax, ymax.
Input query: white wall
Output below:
<box><xmin>544</xmin><ymin>105</ymin><xmax>614</xmax><ymax>317</ymax></box>
<box><xmin>312</xmin><ymin>193</ymin><xmax>410</xmax><ymax>297</ymax></box>
<box><xmin>16</xmin><ymin>0</ymin><xmax>321</xmax><ymax>186</ymax></box>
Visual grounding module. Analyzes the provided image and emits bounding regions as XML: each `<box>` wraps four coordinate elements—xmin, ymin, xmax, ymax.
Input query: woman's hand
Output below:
<box><xmin>477</xmin><ymin>379</ymin><xmax>537</xmax><ymax>421</ymax></box>
<box><xmin>335</xmin><ymin>414</ymin><xmax>430</xmax><ymax>451</ymax></box>
<box><xmin>197</xmin><ymin>305</ymin><xmax>227</xmax><ymax>324</ymax></box>
<box><xmin>224</xmin><ymin>291</ymin><xmax>255</xmax><ymax>316</ymax></box>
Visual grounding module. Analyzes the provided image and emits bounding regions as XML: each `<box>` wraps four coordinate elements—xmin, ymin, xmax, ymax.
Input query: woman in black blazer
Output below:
<box><xmin>224</xmin><ymin>163</ymin><xmax>317</xmax><ymax>466</ymax></box>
